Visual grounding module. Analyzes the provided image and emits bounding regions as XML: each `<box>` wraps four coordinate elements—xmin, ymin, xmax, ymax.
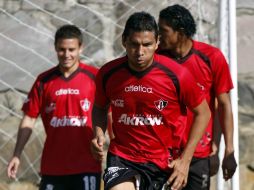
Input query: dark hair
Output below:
<box><xmin>159</xmin><ymin>4</ymin><xmax>196</xmax><ymax>38</ymax></box>
<box><xmin>122</xmin><ymin>11</ymin><xmax>159</xmax><ymax>41</ymax></box>
<box><xmin>54</xmin><ymin>24</ymin><xmax>83</xmax><ymax>46</ymax></box>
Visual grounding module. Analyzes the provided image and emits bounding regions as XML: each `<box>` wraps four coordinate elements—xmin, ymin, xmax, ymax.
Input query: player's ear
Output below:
<box><xmin>122</xmin><ymin>36</ymin><xmax>127</xmax><ymax>48</ymax></box>
<box><xmin>54</xmin><ymin>42</ymin><xmax>58</xmax><ymax>51</ymax></box>
<box><xmin>79</xmin><ymin>44</ymin><xmax>84</xmax><ymax>54</ymax></box>
<box><xmin>177</xmin><ymin>29</ymin><xmax>186</xmax><ymax>43</ymax></box>
<box><xmin>155</xmin><ymin>36</ymin><xmax>160</xmax><ymax>50</ymax></box>
<box><xmin>178</xmin><ymin>28</ymin><xmax>186</xmax><ymax>38</ymax></box>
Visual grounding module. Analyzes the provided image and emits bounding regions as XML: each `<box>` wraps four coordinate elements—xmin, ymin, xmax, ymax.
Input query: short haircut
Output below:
<box><xmin>159</xmin><ymin>4</ymin><xmax>196</xmax><ymax>38</ymax></box>
<box><xmin>54</xmin><ymin>24</ymin><xmax>83</xmax><ymax>46</ymax></box>
<box><xmin>122</xmin><ymin>11</ymin><xmax>159</xmax><ymax>41</ymax></box>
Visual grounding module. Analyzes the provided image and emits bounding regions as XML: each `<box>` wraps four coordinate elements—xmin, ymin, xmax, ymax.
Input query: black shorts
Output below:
<box><xmin>39</xmin><ymin>172</ymin><xmax>101</xmax><ymax>190</ymax></box>
<box><xmin>182</xmin><ymin>157</ymin><xmax>210</xmax><ymax>190</ymax></box>
<box><xmin>103</xmin><ymin>152</ymin><xmax>170</xmax><ymax>190</ymax></box>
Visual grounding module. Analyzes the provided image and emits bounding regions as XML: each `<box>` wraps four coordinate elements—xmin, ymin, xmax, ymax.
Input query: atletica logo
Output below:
<box><xmin>50</xmin><ymin>116</ymin><xmax>87</xmax><ymax>127</ymax></box>
<box><xmin>125</xmin><ymin>85</ymin><xmax>153</xmax><ymax>93</ymax></box>
<box><xmin>118</xmin><ymin>114</ymin><xmax>163</xmax><ymax>126</ymax></box>
<box><xmin>55</xmin><ymin>88</ymin><xmax>80</xmax><ymax>96</ymax></box>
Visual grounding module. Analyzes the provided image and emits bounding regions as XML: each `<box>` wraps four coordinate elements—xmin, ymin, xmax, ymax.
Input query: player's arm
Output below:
<box><xmin>91</xmin><ymin>104</ymin><xmax>109</xmax><ymax>161</ymax></box>
<box><xmin>217</xmin><ymin>92</ymin><xmax>237</xmax><ymax>180</ymax></box>
<box><xmin>209</xmin><ymin>98</ymin><xmax>221</xmax><ymax>176</ymax></box>
<box><xmin>168</xmin><ymin>100</ymin><xmax>211</xmax><ymax>190</ymax></box>
<box><xmin>7</xmin><ymin>114</ymin><xmax>36</xmax><ymax>179</ymax></box>
<box><xmin>91</xmin><ymin>65</ymin><xmax>110</xmax><ymax>161</ymax></box>
<box><xmin>107</xmin><ymin>110</ymin><xmax>114</xmax><ymax>140</ymax></box>
<box><xmin>212</xmin><ymin>99</ymin><xmax>222</xmax><ymax>152</ymax></box>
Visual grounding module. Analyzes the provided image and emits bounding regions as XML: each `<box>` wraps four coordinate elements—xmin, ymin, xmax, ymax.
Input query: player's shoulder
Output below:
<box><xmin>99</xmin><ymin>56</ymin><xmax>128</xmax><ymax>73</ymax></box>
<box><xmin>154</xmin><ymin>53</ymin><xmax>184</xmax><ymax>71</ymax></box>
<box><xmin>37</xmin><ymin>66</ymin><xmax>59</xmax><ymax>82</ymax></box>
<box><xmin>154</xmin><ymin>53</ymin><xmax>192</xmax><ymax>79</ymax></box>
<box><xmin>154</xmin><ymin>53</ymin><xmax>175</xmax><ymax>64</ymax></box>
<box><xmin>79</xmin><ymin>61</ymin><xmax>98</xmax><ymax>75</ymax></box>
<box><xmin>193</xmin><ymin>40</ymin><xmax>222</xmax><ymax>56</ymax></box>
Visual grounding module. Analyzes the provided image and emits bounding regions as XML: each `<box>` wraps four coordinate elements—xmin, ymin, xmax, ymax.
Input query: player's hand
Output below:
<box><xmin>222</xmin><ymin>151</ymin><xmax>237</xmax><ymax>180</ymax></box>
<box><xmin>167</xmin><ymin>158</ymin><xmax>190</xmax><ymax>190</ymax></box>
<box><xmin>209</xmin><ymin>142</ymin><xmax>220</xmax><ymax>176</ymax></box>
<box><xmin>209</xmin><ymin>153</ymin><xmax>220</xmax><ymax>176</ymax></box>
<box><xmin>7</xmin><ymin>156</ymin><xmax>20</xmax><ymax>179</ymax></box>
<box><xmin>90</xmin><ymin>134</ymin><xmax>105</xmax><ymax>161</ymax></box>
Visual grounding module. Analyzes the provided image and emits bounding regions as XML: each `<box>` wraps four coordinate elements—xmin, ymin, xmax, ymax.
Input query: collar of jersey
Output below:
<box><xmin>125</xmin><ymin>61</ymin><xmax>157</xmax><ymax>79</ymax></box>
<box><xmin>57</xmin><ymin>63</ymin><xmax>81</xmax><ymax>81</ymax></box>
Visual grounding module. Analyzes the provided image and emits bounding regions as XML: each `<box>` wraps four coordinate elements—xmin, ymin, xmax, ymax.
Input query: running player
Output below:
<box><xmin>91</xmin><ymin>11</ymin><xmax>211</xmax><ymax>190</ymax></box>
<box><xmin>7</xmin><ymin>25</ymin><xmax>101</xmax><ymax>190</ymax></box>
<box><xmin>158</xmin><ymin>4</ymin><xmax>237</xmax><ymax>189</ymax></box>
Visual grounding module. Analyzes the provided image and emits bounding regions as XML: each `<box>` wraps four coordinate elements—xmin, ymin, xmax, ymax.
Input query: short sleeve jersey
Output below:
<box><xmin>158</xmin><ymin>40</ymin><xmax>233</xmax><ymax>157</ymax></box>
<box><xmin>95</xmin><ymin>54</ymin><xmax>205</xmax><ymax>171</ymax></box>
<box><xmin>22</xmin><ymin>63</ymin><xmax>101</xmax><ymax>175</ymax></box>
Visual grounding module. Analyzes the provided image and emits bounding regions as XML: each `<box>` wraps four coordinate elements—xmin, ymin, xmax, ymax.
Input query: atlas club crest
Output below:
<box><xmin>154</xmin><ymin>99</ymin><xmax>168</xmax><ymax>111</ymax></box>
<box><xmin>80</xmin><ymin>98</ymin><xmax>91</xmax><ymax>112</ymax></box>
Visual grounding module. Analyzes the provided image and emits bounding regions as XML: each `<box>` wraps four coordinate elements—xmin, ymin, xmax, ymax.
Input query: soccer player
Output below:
<box><xmin>91</xmin><ymin>11</ymin><xmax>211</xmax><ymax>190</ymax></box>
<box><xmin>158</xmin><ymin>4</ymin><xmax>237</xmax><ymax>189</ymax></box>
<box><xmin>7</xmin><ymin>25</ymin><xmax>101</xmax><ymax>190</ymax></box>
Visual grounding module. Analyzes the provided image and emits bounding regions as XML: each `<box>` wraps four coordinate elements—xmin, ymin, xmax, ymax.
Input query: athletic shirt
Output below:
<box><xmin>22</xmin><ymin>63</ymin><xmax>101</xmax><ymax>175</ymax></box>
<box><xmin>95</xmin><ymin>54</ymin><xmax>205</xmax><ymax>171</ymax></box>
<box><xmin>158</xmin><ymin>40</ymin><xmax>233</xmax><ymax>158</ymax></box>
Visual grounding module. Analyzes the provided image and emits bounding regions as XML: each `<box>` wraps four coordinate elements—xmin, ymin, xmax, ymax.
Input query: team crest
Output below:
<box><xmin>154</xmin><ymin>99</ymin><xmax>168</xmax><ymax>111</ymax></box>
<box><xmin>45</xmin><ymin>102</ymin><xmax>56</xmax><ymax>113</ymax></box>
<box><xmin>80</xmin><ymin>98</ymin><xmax>90</xmax><ymax>112</ymax></box>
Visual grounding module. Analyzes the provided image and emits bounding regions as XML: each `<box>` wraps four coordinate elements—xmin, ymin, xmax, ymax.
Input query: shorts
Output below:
<box><xmin>182</xmin><ymin>157</ymin><xmax>210</xmax><ymax>190</ymax></box>
<box><xmin>39</xmin><ymin>172</ymin><xmax>101</xmax><ymax>190</ymax></box>
<box><xmin>103</xmin><ymin>152</ymin><xmax>170</xmax><ymax>190</ymax></box>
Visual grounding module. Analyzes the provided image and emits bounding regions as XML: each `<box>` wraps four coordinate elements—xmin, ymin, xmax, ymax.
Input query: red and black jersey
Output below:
<box><xmin>158</xmin><ymin>40</ymin><xmax>233</xmax><ymax>158</ymax></box>
<box><xmin>22</xmin><ymin>62</ymin><xmax>101</xmax><ymax>175</ymax></box>
<box><xmin>95</xmin><ymin>54</ymin><xmax>205</xmax><ymax>171</ymax></box>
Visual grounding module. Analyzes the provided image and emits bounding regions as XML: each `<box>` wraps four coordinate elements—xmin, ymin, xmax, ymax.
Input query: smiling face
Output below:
<box><xmin>55</xmin><ymin>38</ymin><xmax>83</xmax><ymax>73</ymax></box>
<box><xmin>123</xmin><ymin>30</ymin><xmax>159</xmax><ymax>72</ymax></box>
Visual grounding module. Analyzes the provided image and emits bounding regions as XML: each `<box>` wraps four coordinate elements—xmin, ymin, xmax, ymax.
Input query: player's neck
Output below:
<box><xmin>59</xmin><ymin>61</ymin><xmax>80</xmax><ymax>78</ymax></box>
<box><xmin>175</xmin><ymin>38</ymin><xmax>193</xmax><ymax>59</ymax></box>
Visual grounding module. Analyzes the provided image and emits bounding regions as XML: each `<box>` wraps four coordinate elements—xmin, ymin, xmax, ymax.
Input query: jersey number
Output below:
<box><xmin>83</xmin><ymin>176</ymin><xmax>96</xmax><ymax>190</ymax></box>
<box><xmin>202</xmin><ymin>174</ymin><xmax>208</xmax><ymax>188</ymax></box>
